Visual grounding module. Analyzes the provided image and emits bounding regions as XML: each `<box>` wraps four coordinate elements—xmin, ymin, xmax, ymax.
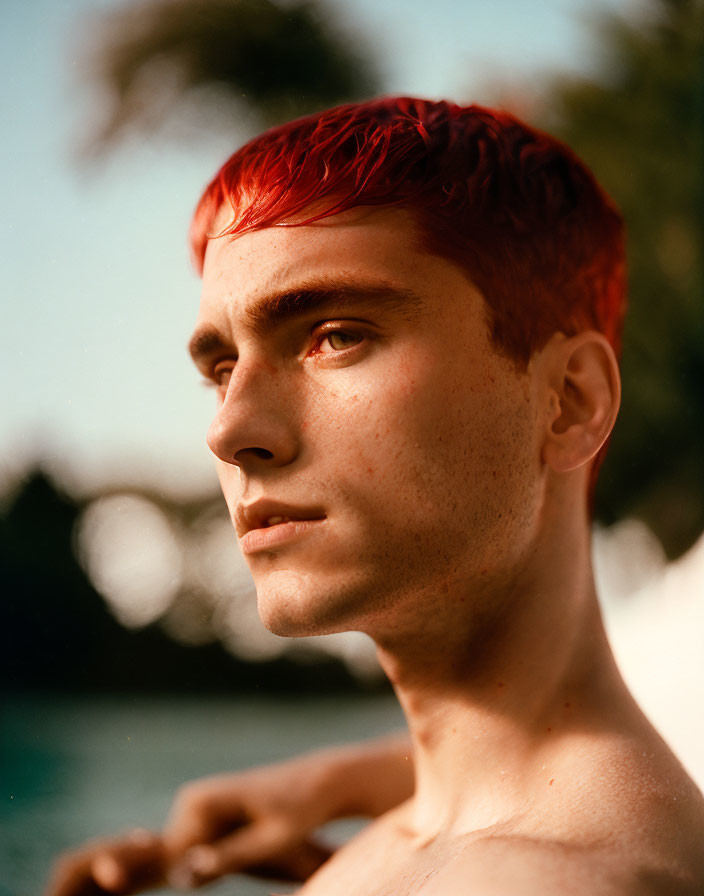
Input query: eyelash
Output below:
<box><xmin>200</xmin><ymin>324</ymin><xmax>368</xmax><ymax>390</ymax></box>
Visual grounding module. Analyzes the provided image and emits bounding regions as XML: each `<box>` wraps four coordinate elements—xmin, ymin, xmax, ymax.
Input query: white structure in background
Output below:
<box><xmin>77</xmin><ymin>495</ymin><xmax>704</xmax><ymax>785</ymax></box>
<box><xmin>76</xmin><ymin>494</ymin><xmax>183</xmax><ymax>627</ymax></box>
<box><xmin>594</xmin><ymin>520</ymin><xmax>704</xmax><ymax>791</ymax></box>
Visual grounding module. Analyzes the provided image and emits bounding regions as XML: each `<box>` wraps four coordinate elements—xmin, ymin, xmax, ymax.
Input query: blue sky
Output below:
<box><xmin>1</xmin><ymin>0</ymin><xmax>635</xmax><ymax>498</ymax></box>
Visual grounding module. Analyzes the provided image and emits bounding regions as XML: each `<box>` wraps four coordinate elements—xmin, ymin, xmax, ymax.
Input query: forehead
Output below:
<box><xmin>196</xmin><ymin>206</ymin><xmax>475</xmax><ymax>322</ymax></box>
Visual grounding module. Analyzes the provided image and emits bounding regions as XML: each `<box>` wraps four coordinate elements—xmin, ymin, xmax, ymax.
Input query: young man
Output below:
<box><xmin>48</xmin><ymin>97</ymin><xmax>704</xmax><ymax>895</ymax></box>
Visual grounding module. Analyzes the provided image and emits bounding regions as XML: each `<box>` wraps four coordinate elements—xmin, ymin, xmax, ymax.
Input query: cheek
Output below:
<box><xmin>330</xmin><ymin>356</ymin><xmax>537</xmax><ymax>545</ymax></box>
<box><xmin>317</xmin><ymin>361</ymin><xmax>428</xmax><ymax>475</ymax></box>
<box><xmin>307</xmin><ymin>354</ymin><xmax>479</xmax><ymax>512</ymax></box>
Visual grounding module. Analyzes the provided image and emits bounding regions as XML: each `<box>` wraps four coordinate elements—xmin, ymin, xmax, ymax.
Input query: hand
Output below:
<box><xmin>44</xmin><ymin>735</ymin><xmax>413</xmax><ymax>895</ymax></box>
<box><xmin>44</xmin><ymin>828</ymin><xmax>166</xmax><ymax>896</ymax></box>
<box><xmin>162</xmin><ymin>736</ymin><xmax>414</xmax><ymax>887</ymax></box>
<box><xmin>43</xmin><ymin>758</ymin><xmax>332</xmax><ymax>896</ymax></box>
<box><xmin>160</xmin><ymin>753</ymin><xmax>348</xmax><ymax>888</ymax></box>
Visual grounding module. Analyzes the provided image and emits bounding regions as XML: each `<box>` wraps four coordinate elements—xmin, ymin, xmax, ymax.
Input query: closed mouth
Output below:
<box><xmin>235</xmin><ymin>500</ymin><xmax>327</xmax><ymax>537</ymax></box>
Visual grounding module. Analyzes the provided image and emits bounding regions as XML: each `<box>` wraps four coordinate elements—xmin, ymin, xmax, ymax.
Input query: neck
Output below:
<box><xmin>374</xmin><ymin>504</ymin><xmax>629</xmax><ymax>839</ymax></box>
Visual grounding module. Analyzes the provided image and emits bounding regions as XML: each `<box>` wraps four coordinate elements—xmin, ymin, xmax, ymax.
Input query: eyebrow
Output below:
<box><xmin>187</xmin><ymin>277</ymin><xmax>425</xmax><ymax>367</ymax></box>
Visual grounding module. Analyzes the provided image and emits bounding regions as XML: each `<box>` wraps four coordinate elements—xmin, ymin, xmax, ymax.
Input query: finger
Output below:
<box><xmin>45</xmin><ymin>831</ymin><xmax>165</xmax><ymax>896</ymax></box>
<box><xmin>163</xmin><ymin>781</ymin><xmax>247</xmax><ymax>858</ymax></box>
<box><xmin>91</xmin><ymin>830</ymin><xmax>166</xmax><ymax>892</ymax></box>
<box><xmin>90</xmin><ymin>855</ymin><xmax>129</xmax><ymax>892</ymax></box>
<box><xmin>45</xmin><ymin>852</ymin><xmax>105</xmax><ymax>896</ymax></box>
<box><xmin>247</xmin><ymin>836</ymin><xmax>334</xmax><ymax>882</ymax></box>
<box><xmin>168</xmin><ymin>816</ymin><xmax>294</xmax><ymax>888</ymax></box>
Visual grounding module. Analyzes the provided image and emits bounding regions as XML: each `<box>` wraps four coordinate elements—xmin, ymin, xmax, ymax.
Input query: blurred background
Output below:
<box><xmin>1</xmin><ymin>0</ymin><xmax>703</xmax><ymax>893</ymax></box>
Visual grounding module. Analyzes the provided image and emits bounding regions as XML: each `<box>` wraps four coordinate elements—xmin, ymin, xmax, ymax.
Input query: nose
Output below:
<box><xmin>206</xmin><ymin>361</ymin><xmax>299</xmax><ymax>470</ymax></box>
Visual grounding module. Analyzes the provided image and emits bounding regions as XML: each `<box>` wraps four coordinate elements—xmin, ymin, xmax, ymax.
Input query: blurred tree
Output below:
<box><xmin>78</xmin><ymin>0</ymin><xmax>379</xmax><ymax>154</ymax></box>
<box><xmin>539</xmin><ymin>0</ymin><xmax>704</xmax><ymax>557</ymax></box>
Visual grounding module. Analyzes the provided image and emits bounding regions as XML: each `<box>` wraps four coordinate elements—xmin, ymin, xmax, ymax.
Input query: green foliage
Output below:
<box><xmin>81</xmin><ymin>0</ymin><xmax>379</xmax><ymax>152</ymax></box>
<box><xmin>540</xmin><ymin>0</ymin><xmax>704</xmax><ymax>556</ymax></box>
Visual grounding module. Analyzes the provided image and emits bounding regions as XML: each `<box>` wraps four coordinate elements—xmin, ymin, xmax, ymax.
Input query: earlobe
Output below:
<box><xmin>541</xmin><ymin>332</ymin><xmax>621</xmax><ymax>474</ymax></box>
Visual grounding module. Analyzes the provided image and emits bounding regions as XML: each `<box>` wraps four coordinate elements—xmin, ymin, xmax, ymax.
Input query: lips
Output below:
<box><xmin>235</xmin><ymin>500</ymin><xmax>328</xmax><ymax>555</ymax></box>
<box><xmin>235</xmin><ymin>499</ymin><xmax>327</xmax><ymax>538</ymax></box>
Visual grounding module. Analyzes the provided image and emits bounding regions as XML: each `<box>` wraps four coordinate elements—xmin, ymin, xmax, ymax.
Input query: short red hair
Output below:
<box><xmin>190</xmin><ymin>96</ymin><xmax>626</xmax><ymax>367</ymax></box>
<box><xmin>190</xmin><ymin>97</ymin><xmax>626</xmax><ymax>495</ymax></box>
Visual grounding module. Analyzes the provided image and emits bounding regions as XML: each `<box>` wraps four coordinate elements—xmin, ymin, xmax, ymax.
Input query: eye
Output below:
<box><xmin>314</xmin><ymin>328</ymin><xmax>365</xmax><ymax>354</ymax></box>
<box><xmin>207</xmin><ymin>364</ymin><xmax>233</xmax><ymax>394</ymax></box>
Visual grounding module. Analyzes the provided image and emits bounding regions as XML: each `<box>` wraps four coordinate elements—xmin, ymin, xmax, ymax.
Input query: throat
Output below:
<box><xmin>375</xmin><ymin>587</ymin><xmax>616</xmax><ymax>837</ymax></box>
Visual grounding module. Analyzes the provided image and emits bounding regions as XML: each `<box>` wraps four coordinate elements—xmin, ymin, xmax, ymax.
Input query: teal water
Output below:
<box><xmin>1</xmin><ymin>693</ymin><xmax>405</xmax><ymax>896</ymax></box>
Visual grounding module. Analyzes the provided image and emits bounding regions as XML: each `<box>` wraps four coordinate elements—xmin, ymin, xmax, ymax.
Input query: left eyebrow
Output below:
<box><xmin>188</xmin><ymin>277</ymin><xmax>425</xmax><ymax>367</ymax></box>
<box><xmin>244</xmin><ymin>277</ymin><xmax>425</xmax><ymax>338</ymax></box>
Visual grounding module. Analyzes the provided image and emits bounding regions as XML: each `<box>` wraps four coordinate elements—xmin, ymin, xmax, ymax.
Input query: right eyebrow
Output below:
<box><xmin>188</xmin><ymin>328</ymin><xmax>230</xmax><ymax>366</ymax></box>
<box><xmin>188</xmin><ymin>277</ymin><xmax>425</xmax><ymax>368</ymax></box>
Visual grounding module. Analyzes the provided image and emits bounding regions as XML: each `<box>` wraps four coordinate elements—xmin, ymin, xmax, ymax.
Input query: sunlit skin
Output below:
<box><xmin>44</xmin><ymin>205</ymin><xmax>704</xmax><ymax>896</ymax></box>
<box><xmin>194</xmin><ymin>207</ymin><xmax>544</xmax><ymax>646</ymax></box>
<box><xmin>185</xmin><ymin>206</ymin><xmax>704</xmax><ymax>894</ymax></box>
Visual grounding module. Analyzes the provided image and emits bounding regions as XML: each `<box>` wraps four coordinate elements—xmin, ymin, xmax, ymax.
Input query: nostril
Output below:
<box><xmin>235</xmin><ymin>447</ymin><xmax>274</xmax><ymax>462</ymax></box>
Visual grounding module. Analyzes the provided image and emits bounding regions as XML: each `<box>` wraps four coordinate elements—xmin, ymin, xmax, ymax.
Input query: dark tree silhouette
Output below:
<box><xmin>0</xmin><ymin>469</ymin><xmax>370</xmax><ymax>693</ymax></box>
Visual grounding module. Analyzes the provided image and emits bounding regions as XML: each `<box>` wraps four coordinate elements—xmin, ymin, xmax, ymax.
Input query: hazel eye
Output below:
<box><xmin>319</xmin><ymin>330</ymin><xmax>364</xmax><ymax>353</ymax></box>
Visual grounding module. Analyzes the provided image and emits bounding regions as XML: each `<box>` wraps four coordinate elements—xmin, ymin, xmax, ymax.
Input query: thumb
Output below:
<box><xmin>168</xmin><ymin>816</ymin><xmax>294</xmax><ymax>887</ymax></box>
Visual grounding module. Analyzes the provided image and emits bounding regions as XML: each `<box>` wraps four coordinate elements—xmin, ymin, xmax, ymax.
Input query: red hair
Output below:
<box><xmin>190</xmin><ymin>97</ymin><xmax>626</xmax><ymax>489</ymax></box>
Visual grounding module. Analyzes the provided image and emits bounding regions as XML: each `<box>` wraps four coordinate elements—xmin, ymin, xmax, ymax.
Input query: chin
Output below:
<box><xmin>254</xmin><ymin>569</ymin><xmax>368</xmax><ymax>639</ymax></box>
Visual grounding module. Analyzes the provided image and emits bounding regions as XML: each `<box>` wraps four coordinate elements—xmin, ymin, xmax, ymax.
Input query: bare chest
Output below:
<box><xmin>296</xmin><ymin>815</ymin><xmax>458</xmax><ymax>896</ymax></box>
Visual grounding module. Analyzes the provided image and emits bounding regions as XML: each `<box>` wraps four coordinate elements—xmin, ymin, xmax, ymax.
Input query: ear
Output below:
<box><xmin>541</xmin><ymin>332</ymin><xmax>621</xmax><ymax>473</ymax></box>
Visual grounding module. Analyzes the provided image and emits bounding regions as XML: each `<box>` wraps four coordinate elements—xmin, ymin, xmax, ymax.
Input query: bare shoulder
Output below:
<box><xmin>424</xmin><ymin>732</ymin><xmax>704</xmax><ymax>896</ymax></box>
<box><xmin>421</xmin><ymin>834</ymin><xmax>703</xmax><ymax>896</ymax></box>
<box><xmin>542</xmin><ymin>731</ymin><xmax>704</xmax><ymax>872</ymax></box>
